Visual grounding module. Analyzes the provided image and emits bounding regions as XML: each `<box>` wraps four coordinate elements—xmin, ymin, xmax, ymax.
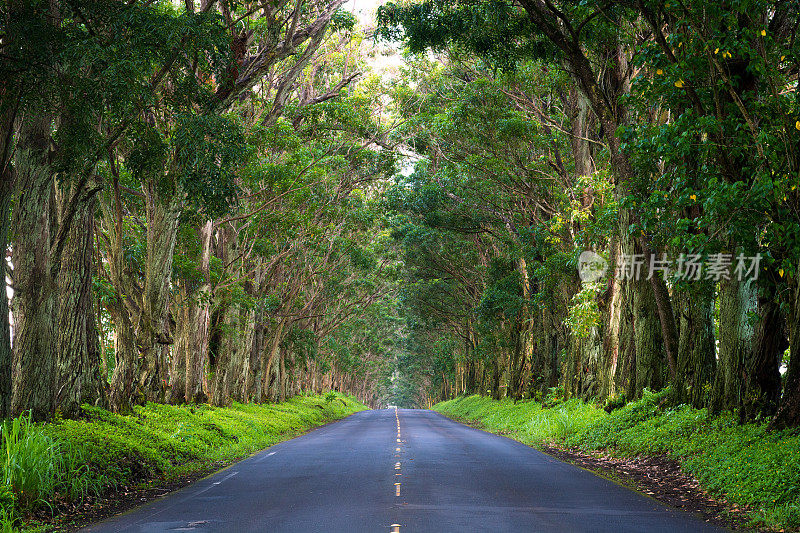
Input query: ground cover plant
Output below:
<box><xmin>0</xmin><ymin>393</ymin><xmax>364</xmax><ymax>531</ymax></box>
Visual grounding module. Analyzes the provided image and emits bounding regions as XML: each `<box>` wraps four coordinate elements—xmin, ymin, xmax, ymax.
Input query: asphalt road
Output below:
<box><xmin>82</xmin><ymin>409</ymin><xmax>727</xmax><ymax>533</ymax></box>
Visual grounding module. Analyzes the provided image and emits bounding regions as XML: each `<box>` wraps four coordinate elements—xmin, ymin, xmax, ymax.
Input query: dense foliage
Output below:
<box><xmin>3</xmin><ymin>0</ymin><xmax>800</xmax><ymax>527</ymax></box>
<box><xmin>1</xmin><ymin>0</ymin><xmax>402</xmax><ymax>424</ymax></box>
<box><xmin>378</xmin><ymin>0</ymin><xmax>800</xmax><ymax>434</ymax></box>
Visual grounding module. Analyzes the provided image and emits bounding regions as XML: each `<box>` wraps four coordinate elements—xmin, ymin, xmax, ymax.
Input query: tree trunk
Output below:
<box><xmin>619</xmin><ymin>209</ymin><xmax>666</xmax><ymax>399</ymax></box>
<box><xmin>137</xmin><ymin>181</ymin><xmax>182</xmax><ymax>402</ymax></box>
<box><xmin>100</xmin><ymin>181</ymin><xmax>140</xmax><ymax>413</ymax></box>
<box><xmin>167</xmin><ymin>290</ymin><xmax>189</xmax><ymax>404</ymax></box>
<box><xmin>507</xmin><ymin>323</ymin><xmax>524</xmax><ymax>399</ymax></box>
<box><xmin>599</xmin><ymin>238</ymin><xmax>623</xmax><ymax>399</ymax></box>
<box><xmin>673</xmin><ymin>283</ymin><xmax>716</xmax><ymax>408</ymax></box>
<box><xmin>632</xmin><ymin>277</ymin><xmax>666</xmax><ymax>397</ymax></box>
<box><xmin>108</xmin><ymin>305</ymin><xmax>138</xmax><ymax>413</ymax></box>
<box><xmin>277</xmin><ymin>343</ymin><xmax>288</xmax><ymax>402</ymax></box>
<box><xmin>744</xmin><ymin>278</ymin><xmax>786</xmax><ymax>420</ymax></box>
<box><xmin>185</xmin><ymin>220</ymin><xmax>212</xmax><ymax>404</ymax></box>
<box><xmin>771</xmin><ymin>278</ymin><xmax>800</xmax><ymax>429</ymax></box>
<box><xmin>185</xmin><ymin>298</ymin><xmax>210</xmax><ymax>403</ymax></box>
<box><xmin>55</xmin><ymin>191</ymin><xmax>107</xmax><ymax>417</ymax></box>
<box><xmin>10</xmin><ymin>113</ymin><xmax>57</xmax><ymax>420</ymax></box>
<box><xmin>248</xmin><ymin>320</ymin><xmax>264</xmax><ymax>402</ymax></box>
<box><xmin>0</xmin><ymin>187</ymin><xmax>12</xmax><ymax>419</ymax></box>
<box><xmin>711</xmin><ymin>278</ymin><xmax>757</xmax><ymax>414</ymax></box>
<box><xmin>516</xmin><ymin>257</ymin><xmax>534</xmax><ymax>397</ymax></box>
<box><xmin>261</xmin><ymin>319</ymin><xmax>286</xmax><ymax>401</ymax></box>
<box><xmin>229</xmin><ymin>307</ymin><xmax>255</xmax><ymax>402</ymax></box>
<box><xmin>0</xmin><ymin>88</ymin><xmax>17</xmax><ymax>419</ymax></box>
<box><xmin>614</xmin><ymin>279</ymin><xmax>637</xmax><ymax>395</ymax></box>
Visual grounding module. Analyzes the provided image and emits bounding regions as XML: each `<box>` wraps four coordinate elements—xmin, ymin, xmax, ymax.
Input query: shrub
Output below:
<box><xmin>2</xmin><ymin>414</ymin><xmax>63</xmax><ymax>508</ymax></box>
<box><xmin>602</xmin><ymin>392</ymin><xmax>627</xmax><ymax>413</ymax></box>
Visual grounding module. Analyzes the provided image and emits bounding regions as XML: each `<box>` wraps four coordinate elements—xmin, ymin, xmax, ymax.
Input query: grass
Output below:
<box><xmin>434</xmin><ymin>390</ymin><xmax>800</xmax><ymax>531</ymax></box>
<box><xmin>0</xmin><ymin>392</ymin><xmax>365</xmax><ymax>531</ymax></box>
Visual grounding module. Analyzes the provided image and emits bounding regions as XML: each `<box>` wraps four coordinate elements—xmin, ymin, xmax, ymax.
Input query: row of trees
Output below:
<box><xmin>1</xmin><ymin>0</ymin><xmax>400</xmax><ymax>420</ymax></box>
<box><xmin>379</xmin><ymin>0</ymin><xmax>800</xmax><ymax>428</ymax></box>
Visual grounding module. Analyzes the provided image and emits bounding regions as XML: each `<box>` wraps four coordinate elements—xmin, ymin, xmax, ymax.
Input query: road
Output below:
<box><xmin>82</xmin><ymin>409</ymin><xmax>727</xmax><ymax>533</ymax></box>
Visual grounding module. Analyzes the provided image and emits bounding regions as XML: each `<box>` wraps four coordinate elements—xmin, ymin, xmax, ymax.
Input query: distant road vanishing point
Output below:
<box><xmin>82</xmin><ymin>409</ymin><xmax>727</xmax><ymax>533</ymax></box>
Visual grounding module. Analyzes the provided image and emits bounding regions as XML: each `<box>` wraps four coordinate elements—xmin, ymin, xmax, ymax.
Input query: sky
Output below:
<box><xmin>345</xmin><ymin>0</ymin><xmax>385</xmax><ymax>26</ymax></box>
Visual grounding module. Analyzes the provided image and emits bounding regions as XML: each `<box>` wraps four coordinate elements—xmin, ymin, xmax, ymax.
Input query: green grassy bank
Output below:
<box><xmin>0</xmin><ymin>392</ymin><xmax>365</xmax><ymax>531</ymax></box>
<box><xmin>434</xmin><ymin>391</ymin><xmax>800</xmax><ymax>531</ymax></box>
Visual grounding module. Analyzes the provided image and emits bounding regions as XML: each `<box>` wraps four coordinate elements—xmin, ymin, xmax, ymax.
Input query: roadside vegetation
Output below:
<box><xmin>435</xmin><ymin>392</ymin><xmax>800</xmax><ymax>531</ymax></box>
<box><xmin>0</xmin><ymin>393</ymin><xmax>364</xmax><ymax>531</ymax></box>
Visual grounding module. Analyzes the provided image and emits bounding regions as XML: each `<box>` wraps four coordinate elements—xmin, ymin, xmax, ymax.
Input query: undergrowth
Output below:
<box><xmin>434</xmin><ymin>390</ymin><xmax>800</xmax><ymax>532</ymax></box>
<box><xmin>0</xmin><ymin>392</ymin><xmax>364</xmax><ymax>531</ymax></box>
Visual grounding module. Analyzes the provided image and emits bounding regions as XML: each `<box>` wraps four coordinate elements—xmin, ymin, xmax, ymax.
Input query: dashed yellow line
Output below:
<box><xmin>392</xmin><ymin>408</ymin><xmax>403</xmax><ymax>531</ymax></box>
<box><xmin>389</xmin><ymin>407</ymin><xmax>403</xmax><ymax>533</ymax></box>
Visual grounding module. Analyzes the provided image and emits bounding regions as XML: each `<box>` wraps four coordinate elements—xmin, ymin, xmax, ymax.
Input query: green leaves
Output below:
<box><xmin>173</xmin><ymin>113</ymin><xmax>246</xmax><ymax>217</ymax></box>
<box><xmin>377</xmin><ymin>0</ymin><xmax>546</xmax><ymax>71</ymax></box>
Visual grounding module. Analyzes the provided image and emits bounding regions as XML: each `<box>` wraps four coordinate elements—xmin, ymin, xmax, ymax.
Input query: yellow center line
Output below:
<box><xmin>392</xmin><ymin>410</ymin><xmax>403</xmax><ymax>525</ymax></box>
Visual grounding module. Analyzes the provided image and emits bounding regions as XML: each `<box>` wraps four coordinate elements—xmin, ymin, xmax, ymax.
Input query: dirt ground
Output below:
<box><xmin>539</xmin><ymin>444</ymin><xmax>754</xmax><ymax>531</ymax></box>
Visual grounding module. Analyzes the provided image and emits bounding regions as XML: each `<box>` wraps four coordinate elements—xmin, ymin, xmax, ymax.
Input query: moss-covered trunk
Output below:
<box><xmin>516</xmin><ymin>257</ymin><xmax>534</xmax><ymax>397</ymax></box>
<box><xmin>618</xmin><ymin>209</ymin><xmax>666</xmax><ymax>399</ymax></box>
<box><xmin>137</xmin><ymin>181</ymin><xmax>182</xmax><ymax>402</ymax></box>
<box><xmin>673</xmin><ymin>283</ymin><xmax>716</xmax><ymax>407</ymax></box>
<box><xmin>711</xmin><ymin>278</ymin><xmax>756</xmax><ymax>414</ymax></box>
<box><xmin>632</xmin><ymin>277</ymin><xmax>666</xmax><ymax>397</ymax></box>
<box><xmin>108</xmin><ymin>304</ymin><xmax>138</xmax><ymax>413</ymax></box>
<box><xmin>599</xmin><ymin>240</ymin><xmax>623</xmax><ymax>400</ymax></box>
<box><xmin>166</xmin><ymin>288</ymin><xmax>189</xmax><ymax>404</ymax></box>
<box><xmin>244</xmin><ymin>262</ymin><xmax>265</xmax><ymax>402</ymax></box>
<box><xmin>185</xmin><ymin>219</ymin><xmax>213</xmax><ymax>404</ymax></box>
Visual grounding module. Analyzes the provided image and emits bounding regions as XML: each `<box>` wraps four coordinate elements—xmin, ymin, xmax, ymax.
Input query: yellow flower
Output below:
<box><xmin>690</xmin><ymin>194</ymin><xmax>697</xmax><ymax>201</ymax></box>
<box><xmin>656</xmin><ymin>68</ymin><xmax>663</xmax><ymax>75</ymax></box>
<box><xmin>714</xmin><ymin>48</ymin><xmax>719</xmax><ymax>54</ymax></box>
<box><xmin>781</xmin><ymin>55</ymin><xmax>786</xmax><ymax>61</ymax></box>
<box><xmin>675</xmin><ymin>79</ymin><xmax>685</xmax><ymax>88</ymax></box>
<box><xmin>761</xmin><ymin>29</ymin><xmax>767</xmax><ymax>36</ymax></box>
<box><xmin>779</xmin><ymin>269</ymin><xmax>785</xmax><ymax>278</ymax></box>
<box><xmin>795</xmin><ymin>120</ymin><xmax>800</xmax><ymax>131</ymax></box>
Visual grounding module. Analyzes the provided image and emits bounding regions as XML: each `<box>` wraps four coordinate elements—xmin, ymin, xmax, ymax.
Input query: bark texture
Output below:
<box><xmin>55</xmin><ymin>189</ymin><xmax>107</xmax><ymax>417</ymax></box>
<box><xmin>10</xmin><ymin>114</ymin><xmax>57</xmax><ymax>420</ymax></box>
